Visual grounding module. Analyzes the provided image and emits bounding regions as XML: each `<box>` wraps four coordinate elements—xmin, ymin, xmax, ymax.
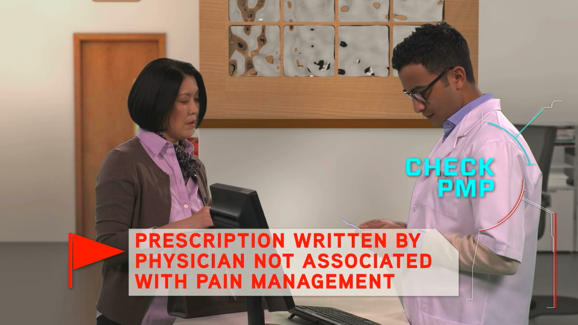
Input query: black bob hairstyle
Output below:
<box><xmin>128</xmin><ymin>58</ymin><xmax>207</xmax><ymax>132</ymax></box>
<box><xmin>392</xmin><ymin>22</ymin><xmax>476</xmax><ymax>84</ymax></box>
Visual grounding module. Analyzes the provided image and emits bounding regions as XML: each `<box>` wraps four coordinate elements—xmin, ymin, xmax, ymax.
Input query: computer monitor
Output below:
<box><xmin>209</xmin><ymin>183</ymin><xmax>381</xmax><ymax>325</ymax></box>
<box><xmin>210</xmin><ymin>183</ymin><xmax>269</xmax><ymax>229</ymax></box>
<box><xmin>209</xmin><ymin>183</ymin><xmax>296</xmax><ymax>324</ymax></box>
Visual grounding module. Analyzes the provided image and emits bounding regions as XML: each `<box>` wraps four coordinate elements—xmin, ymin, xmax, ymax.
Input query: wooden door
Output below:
<box><xmin>74</xmin><ymin>34</ymin><xmax>165</xmax><ymax>239</ymax></box>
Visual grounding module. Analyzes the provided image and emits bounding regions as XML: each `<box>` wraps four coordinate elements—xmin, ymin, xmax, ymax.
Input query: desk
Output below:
<box><xmin>174</xmin><ymin>297</ymin><xmax>409</xmax><ymax>325</ymax></box>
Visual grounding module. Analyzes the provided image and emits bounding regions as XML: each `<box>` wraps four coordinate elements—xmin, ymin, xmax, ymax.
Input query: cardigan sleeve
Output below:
<box><xmin>94</xmin><ymin>148</ymin><xmax>138</xmax><ymax>266</ymax></box>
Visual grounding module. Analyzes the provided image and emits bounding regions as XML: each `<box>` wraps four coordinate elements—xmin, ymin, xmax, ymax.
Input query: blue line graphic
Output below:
<box><xmin>516</xmin><ymin>109</ymin><xmax>545</xmax><ymax>137</ymax></box>
<box><xmin>515</xmin><ymin>100</ymin><xmax>562</xmax><ymax>137</ymax></box>
<box><xmin>487</xmin><ymin>122</ymin><xmax>535</xmax><ymax>165</ymax></box>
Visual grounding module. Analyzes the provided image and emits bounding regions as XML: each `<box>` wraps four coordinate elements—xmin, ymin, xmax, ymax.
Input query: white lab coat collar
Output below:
<box><xmin>429</xmin><ymin>99</ymin><xmax>502</xmax><ymax>161</ymax></box>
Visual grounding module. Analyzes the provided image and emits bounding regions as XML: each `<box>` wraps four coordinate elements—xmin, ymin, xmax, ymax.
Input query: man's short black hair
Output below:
<box><xmin>392</xmin><ymin>22</ymin><xmax>475</xmax><ymax>84</ymax></box>
<box><xmin>128</xmin><ymin>58</ymin><xmax>207</xmax><ymax>132</ymax></box>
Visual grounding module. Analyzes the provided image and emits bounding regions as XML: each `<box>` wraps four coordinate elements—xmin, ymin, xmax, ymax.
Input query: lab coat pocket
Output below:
<box><xmin>423</xmin><ymin>175</ymin><xmax>464</xmax><ymax>219</ymax></box>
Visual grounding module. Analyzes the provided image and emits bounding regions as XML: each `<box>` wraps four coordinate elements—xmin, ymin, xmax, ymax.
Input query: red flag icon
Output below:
<box><xmin>68</xmin><ymin>233</ymin><xmax>124</xmax><ymax>288</ymax></box>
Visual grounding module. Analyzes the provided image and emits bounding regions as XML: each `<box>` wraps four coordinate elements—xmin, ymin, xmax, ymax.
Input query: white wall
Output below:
<box><xmin>478</xmin><ymin>0</ymin><xmax>578</xmax><ymax>125</ymax></box>
<box><xmin>1</xmin><ymin>0</ymin><xmax>577</xmax><ymax>241</ymax></box>
<box><xmin>0</xmin><ymin>0</ymin><xmax>199</xmax><ymax>241</ymax></box>
<box><xmin>200</xmin><ymin>129</ymin><xmax>440</xmax><ymax>229</ymax></box>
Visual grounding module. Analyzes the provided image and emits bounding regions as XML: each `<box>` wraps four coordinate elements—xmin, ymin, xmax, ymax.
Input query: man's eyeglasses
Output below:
<box><xmin>403</xmin><ymin>67</ymin><xmax>454</xmax><ymax>104</ymax></box>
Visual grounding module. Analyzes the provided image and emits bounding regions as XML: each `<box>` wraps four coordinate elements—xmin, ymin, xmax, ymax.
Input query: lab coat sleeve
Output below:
<box><xmin>470</xmin><ymin>140</ymin><xmax>527</xmax><ymax>263</ymax></box>
<box><xmin>444</xmin><ymin>234</ymin><xmax>520</xmax><ymax>275</ymax></box>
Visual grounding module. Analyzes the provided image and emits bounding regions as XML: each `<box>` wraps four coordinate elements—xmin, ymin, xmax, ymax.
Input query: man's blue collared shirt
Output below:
<box><xmin>442</xmin><ymin>93</ymin><xmax>494</xmax><ymax>141</ymax></box>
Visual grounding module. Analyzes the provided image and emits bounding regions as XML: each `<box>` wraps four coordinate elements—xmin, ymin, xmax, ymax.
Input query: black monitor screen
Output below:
<box><xmin>209</xmin><ymin>183</ymin><xmax>296</xmax><ymax>314</ymax></box>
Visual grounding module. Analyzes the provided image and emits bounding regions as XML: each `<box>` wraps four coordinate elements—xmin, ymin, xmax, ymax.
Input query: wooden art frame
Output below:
<box><xmin>200</xmin><ymin>0</ymin><xmax>479</xmax><ymax>128</ymax></box>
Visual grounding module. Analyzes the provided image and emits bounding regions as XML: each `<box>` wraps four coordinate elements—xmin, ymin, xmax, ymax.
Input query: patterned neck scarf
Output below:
<box><xmin>157</xmin><ymin>133</ymin><xmax>200</xmax><ymax>184</ymax></box>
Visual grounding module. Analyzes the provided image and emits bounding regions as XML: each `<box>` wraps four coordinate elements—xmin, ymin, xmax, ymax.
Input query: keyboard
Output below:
<box><xmin>290</xmin><ymin>305</ymin><xmax>381</xmax><ymax>325</ymax></box>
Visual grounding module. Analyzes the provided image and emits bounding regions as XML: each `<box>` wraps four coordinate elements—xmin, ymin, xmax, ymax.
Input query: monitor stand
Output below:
<box><xmin>247</xmin><ymin>297</ymin><xmax>279</xmax><ymax>325</ymax></box>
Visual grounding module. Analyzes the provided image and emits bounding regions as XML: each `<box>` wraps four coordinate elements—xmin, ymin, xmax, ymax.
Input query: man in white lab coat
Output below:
<box><xmin>361</xmin><ymin>22</ymin><xmax>542</xmax><ymax>324</ymax></box>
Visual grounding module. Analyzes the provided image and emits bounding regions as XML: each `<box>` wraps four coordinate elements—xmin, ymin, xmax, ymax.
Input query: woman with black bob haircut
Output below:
<box><xmin>94</xmin><ymin>58</ymin><xmax>215</xmax><ymax>325</ymax></box>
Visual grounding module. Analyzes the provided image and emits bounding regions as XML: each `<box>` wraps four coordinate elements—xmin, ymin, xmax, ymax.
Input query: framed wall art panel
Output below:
<box><xmin>200</xmin><ymin>0</ymin><xmax>479</xmax><ymax>128</ymax></box>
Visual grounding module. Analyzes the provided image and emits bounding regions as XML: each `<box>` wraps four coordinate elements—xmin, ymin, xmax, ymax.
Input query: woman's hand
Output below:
<box><xmin>158</xmin><ymin>206</ymin><xmax>214</xmax><ymax>229</ymax></box>
<box><xmin>359</xmin><ymin>219</ymin><xmax>406</xmax><ymax>229</ymax></box>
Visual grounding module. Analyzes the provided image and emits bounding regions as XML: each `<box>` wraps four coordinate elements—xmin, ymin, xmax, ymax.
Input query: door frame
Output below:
<box><xmin>74</xmin><ymin>33</ymin><xmax>166</xmax><ymax>236</ymax></box>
